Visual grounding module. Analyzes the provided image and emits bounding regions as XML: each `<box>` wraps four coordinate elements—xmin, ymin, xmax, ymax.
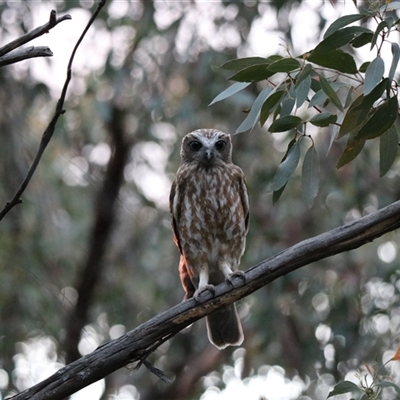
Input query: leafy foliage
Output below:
<box><xmin>211</xmin><ymin>2</ymin><xmax>400</xmax><ymax>205</ymax></box>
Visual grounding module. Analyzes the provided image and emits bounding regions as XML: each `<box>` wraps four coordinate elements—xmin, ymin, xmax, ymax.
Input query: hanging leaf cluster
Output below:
<box><xmin>210</xmin><ymin>2</ymin><xmax>400</xmax><ymax>206</ymax></box>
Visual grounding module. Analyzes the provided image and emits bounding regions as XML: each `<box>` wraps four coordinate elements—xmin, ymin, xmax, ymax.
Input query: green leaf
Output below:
<box><xmin>337</xmin><ymin>138</ymin><xmax>365</xmax><ymax>168</ymax></box>
<box><xmin>260</xmin><ymin>89</ymin><xmax>285</xmax><ymax>126</ymax></box>
<box><xmin>235</xmin><ymin>87</ymin><xmax>272</xmax><ymax>133</ymax></box>
<box><xmin>295</xmin><ymin>63</ymin><xmax>313</xmax><ymax>87</ymax></box>
<box><xmin>270</xmin><ymin>140</ymin><xmax>300</xmax><ymax>191</ymax></box>
<box><xmin>280</xmin><ymin>85</ymin><xmax>296</xmax><ymax>116</ymax></box>
<box><xmin>318</xmin><ymin>74</ymin><xmax>343</xmax><ymax>111</ymax></box>
<box><xmin>371</xmin><ymin>20</ymin><xmax>388</xmax><ymax>50</ymax></box>
<box><xmin>309</xmin><ymin>90</ymin><xmax>327</xmax><ymax>108</ymax></box>
<box><xmin>359</xmin><ymin>61</ymin><xmax>370</xmax><ymax>73</ymax></box>
<box><xmin>351</xmin><ymin>32</ymin><xmax>373</xmax><ymax>48</ymax></box>
<box><xmin>296</xmin><ymin>75</ymin><xmax>312</xmax><ymax>108</ymax></box>
<box><xmin>302</xmin><ymin>145</ymin><xmax>320</xmax><ymax>208</ymax></box>
<box><xmin>273</xmin><ymin>182</ymin><xmax>287</xmax><ymax>204</ymax></box>
<box><xmin>380</xmin><ymin>124</ymin><xmax>399</xmax><ymax>176</ymax></box>
<box><xmin>324</xmin><ymin>14</ymin><xmax>367</xmax><ymax>39</ymax></box>
<box><xmin>267</xmin><ymin>58</ymin><xmax>301</xmax><ymax>73</ymax></box>
<box><xmin>364</xmin><ymin>56</ymin><xmax>384</xmax><ymax>95</ymax></box>
<box><xmin>313</xmin><ymin>26</ymin><xmax>372</xmax><ymax>54</ymax></box>
<box><xmin>309</xmin><ymin>112</ymin><xmax>337</xmax><ymax>127</ymax></box>
<box><xmin>375</xmin><ymin>381</ymin><xmax>400</xmax><ymax>395</ymax></box>
<box><xmin>308</xmin><ymin>49</ymin><xmax>358</xmax><ymax>74</ymax></box>
<box><xmin>218</xmin><ymin>57</ymin><xmax>272</xmax><ymax>71</ymax></box>
<box><xmin>339</xmin><ymin>78</ymin><xmax>390</xmax><ymax>137</ymax></box>
<box><xmin>355</xmin><ymin>96</ymin><xmax>399</xmax><ymax>140</ymax></box>
<box><xmin>209</xmin><ymin>82</ymin><xmax>250</xmax><ymax>106</ymax></box>
<box><xmin>327</xmin><ymin>381</ymin><xmax>363</xmax><ymax>398</ymax></box>
<box><xmin>229</xmin><ymin>64</ymin><xmax>275</xmax><ymax>82</ymax></box>
<box><xmin>269</xmin><ymin>115</ymin><xmax>303</xmax><ymax>133</ymax></box>
<box><xmin>344</xmin><ymin>86</ymin><xmax>354</xmax><ymax>108</ymax></box>
<box><xmin>389</xmin><ymin>42</ymin><xmax>400</xmax><ymax>82</ymax></box>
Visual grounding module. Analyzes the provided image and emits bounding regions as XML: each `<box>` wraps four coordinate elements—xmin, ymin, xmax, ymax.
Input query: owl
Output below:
<box><xmin>169</xmin><ymin>129</ymin><xmax>249</xmax><ymax>349</ymax></box>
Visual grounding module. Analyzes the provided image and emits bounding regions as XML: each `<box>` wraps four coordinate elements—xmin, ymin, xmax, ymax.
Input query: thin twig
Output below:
<box><xmin>0</xmin><ymin>2</ymin><xmax>107</xmax><ymax>222</ymax></box>
<box><xmin>0</xmin><ymin>46</ymin><xmax>53</xmax><ymax>67</ymax></box>
<box><xmin>0</xmin><ymin>10</ymin><xmax>71</xmax><ymax>58</ymax></box>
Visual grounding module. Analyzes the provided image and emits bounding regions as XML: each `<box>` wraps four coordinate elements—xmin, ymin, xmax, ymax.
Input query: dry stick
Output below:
<box><xmin>0</xmin><ymin>11</ymin><xmax>71</xmax><ymax>57</ymax></box>
<box><xmin>8</xmin><ymin>199</ymin><xmax>400</xmax><ymax>400</ymax></box>
<box><xmin>0</xmin><ymin>46</ymin><xmax>53</xmax><ymax>67</ymax></box>
<box><xmin>0</xmin><ymin>1</ymin><xmax>107</xmax><ymax>222</ymax></box>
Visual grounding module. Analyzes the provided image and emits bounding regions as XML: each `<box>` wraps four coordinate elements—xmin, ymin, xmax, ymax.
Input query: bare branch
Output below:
<box><xmin>0</xmin><ymin>46</ymin><xmax>53</xmax><ymax>67</ymax></box>
<box><xmin>8</xmin><ymin>198</ymin><xmax>400</xmax><ymax>400</ymax></box>
<box><xmin>0</xmin><ymin>10</ymin><xmax>71</xmax><ymax>58</ymax></box>
<box><xmin>0</xmin><ymin>1</ymin><xmax>107</xmax><ymax>222</ymax></box>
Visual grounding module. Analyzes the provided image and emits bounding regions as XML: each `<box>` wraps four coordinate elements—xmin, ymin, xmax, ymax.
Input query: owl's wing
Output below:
<box><xmin>238</xmin><ymin>171</ymin><xmax>250</xmax><ymax>233</ymax></box>
<box><xmin>169</xmin><ymin>179</ymin><xmax>183</xmax><ymax>254</ymax></box>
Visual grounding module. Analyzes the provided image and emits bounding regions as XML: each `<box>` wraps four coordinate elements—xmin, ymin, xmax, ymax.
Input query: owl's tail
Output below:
<box><xmin>206</xmin><ymin>304</ymin><xmax>243</xmax><ymax>349</ymax></box>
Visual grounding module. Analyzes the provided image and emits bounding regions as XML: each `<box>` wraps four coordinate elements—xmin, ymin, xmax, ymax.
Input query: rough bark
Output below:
<box><xmin>8</xmin><ymin>199</ymin><xmax>400</xmax><ymax>400</ymax></box>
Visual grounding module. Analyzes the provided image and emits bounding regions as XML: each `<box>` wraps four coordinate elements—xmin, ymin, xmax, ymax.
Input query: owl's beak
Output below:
<box><xmin>205</xmin><ymin>148</ymin><xmax>213</xmax><ymax>160</ymax></box>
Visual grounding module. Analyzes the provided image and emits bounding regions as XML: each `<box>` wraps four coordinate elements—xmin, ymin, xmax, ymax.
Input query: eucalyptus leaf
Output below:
<box><xmin>260</xmin><ymin>89</ymin><xmax>285</xmax><ymax>126</ymax></box>
<box><xmin>270</xmin><ymin>141</ymin><xmax>300</xmax><ymax>191</ymax></box>
<box><xmin>295</xmin><ymin>63</ymin><xmax>313</xmax><ymax>87</ymax></box>
<box><xmin>235</xmin><ymin>87</ymin><xmax>272</xmax><ymax>133</ymax></box>
<box><xmin>375</xmin><ymin>381</ymin><xmax>400</xmax><ymax>395</ymax></box>
<box><xmin>296</xmin><ymin>75</ymin><xmax>312</xmax><ymax>108</ymax></box>
<box><xmin>351</xmin><ymin>32</ymin><xmax>373</xmax><ymax>48</ymax></box>
<box><xmin>389</xmin><ymin>42</ymin><xmax>400</xmax><ymax>82</ymax></box>
<box><xmin>229</xmin><ymin>64</ymin><xmax>275</xmax><ymax>82</ymax></box>
<box><xmin>318</xmin><ymin>74</ymin><xmax>343</xmax><ymax>111</ymax></box>
<box><xmin>339</xmin><ymin>78</ymin><xmax>390</xmax><ymax>137</ymax></box>
<box><xmin>209</xmin><ymin>82</ymin><xmax>251</xmax><ymax>105</ymax></box>
<box><xmin>327</xmin><ymin>381</ymin><xmax>363</xmax><ymax>397</ymax></box>
<box><xmin>269</xmin><ymin>115</ymin><xmax>303</xmax><ymax>133</ymax></box>
<box><xmin>267</xmin><ymin>57</ymin><xmax>300</xmax><ymax>73</ymax></box>
<box><xmin>302</xmin><ymin>145</ymin><xmax>320</xmax><ymax>208</ymax></box>
<box><xmin>312</xmin><ymin>26</ymin><xmax>372</xmax><ymax>55</ymax></box>
<box><xmin>363</xmin><ymin>56</ymin><xmax>384</xmax><ymax>95</ymax></box>
<box><xmin>309</xmin><ymin>112</ymin><xmax>337</xmax><ymax>127</ymax></box>
<box><xmin>337</xmin><ymin>138</ymin><xmax>365</xmax><ymax>168</ymax></box>
<box><xmin>218</xmin><ymin>57</ymin><xmax>272</xmax><ymax>71</ymax></box>
<box><xmin>307</xmin><ymin>49</ymin><xmax>358</xmax><ymax>74</ymax></box>
<box><xmin>355</xmin><ymin>96</ymin><xmax>398</xmax><ymax>140</ymax></box>
<box><xmin>380</xmin><ymin>124</ymin><xmax>398</xmax><ymax>177</ymax></box>
<box><xmin>324</xmin><ymin>14</ymin><xmax>367</xmax><ymax>39</ymax></box>
<box><xmin>371</xmin><ymin>20</ymin><xmax>388</xmax><ymax>50</ymax></box>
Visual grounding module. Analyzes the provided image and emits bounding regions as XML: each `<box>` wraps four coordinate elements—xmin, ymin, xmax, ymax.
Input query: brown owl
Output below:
<box><xmin>170</xmin><ymin>129</ymin><xmax>249</xmax><ymax>349</ymax></box>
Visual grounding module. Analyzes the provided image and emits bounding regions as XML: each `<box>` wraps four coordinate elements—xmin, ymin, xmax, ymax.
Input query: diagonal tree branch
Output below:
<box><xmin>0</xmin><ymin>2</ymin><xmax>107</xmax><ymax>222</ymax></box>
<box><xmin>8</xmin><ymin>199</ymin><xmax>400</xmax><ymax>400</ymax></box>
<box><xmin>0</xmin><ymin>11</ymin><xmax>71</xmax><ymax>58</ymax></box>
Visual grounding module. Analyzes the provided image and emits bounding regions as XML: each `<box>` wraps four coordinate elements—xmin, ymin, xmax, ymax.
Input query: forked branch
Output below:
<box><xmin>0</xmin><ymin>2</ymin><xmax>107</xmax><ymax>222</ymax></box>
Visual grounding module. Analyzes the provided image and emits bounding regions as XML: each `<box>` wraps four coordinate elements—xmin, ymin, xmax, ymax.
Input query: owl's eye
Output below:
<box><xmin>189</xmin><ymin>141</ymin><xmax>202</xmax><ymax>152</ymax></box>
<box><xmin>215</xmin><ymin>140</ymin><xmax>226</xmax><ymax>151</ymax></box>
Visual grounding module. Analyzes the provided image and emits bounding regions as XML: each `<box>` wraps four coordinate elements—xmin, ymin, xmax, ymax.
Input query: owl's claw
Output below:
<box><xmin>227</xmin><ymin>271</ymin><xmax>246</xmax><ymax>288</ymax></box>
<box><xmin>194</xmin><ymin>284</ymin><xmax>215</xmax><ymax>302</ymax></box>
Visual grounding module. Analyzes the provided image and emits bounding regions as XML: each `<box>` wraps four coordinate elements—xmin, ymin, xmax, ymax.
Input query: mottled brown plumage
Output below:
<box><xmin>170</xmin><ymin>129</ymin><xmax>249</xmax><ymax>349</ymax></box>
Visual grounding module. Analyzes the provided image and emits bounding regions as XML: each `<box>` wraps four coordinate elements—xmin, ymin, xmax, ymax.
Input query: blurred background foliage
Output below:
<box><xmin>1</xmin><ymin>1</ymin><xmax>400</xmax><ymax>399</ymax></box>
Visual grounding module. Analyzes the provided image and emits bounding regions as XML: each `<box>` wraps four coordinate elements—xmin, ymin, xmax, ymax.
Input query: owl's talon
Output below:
<box><xmin>194</xmin><ymin>284</ymin><xmax>215</xmax><ymax>302</ymax></box>
<box><xmin>227</xmin><ymin>271</ymin><xmax>246</xmax><ymax>288</ymax></box>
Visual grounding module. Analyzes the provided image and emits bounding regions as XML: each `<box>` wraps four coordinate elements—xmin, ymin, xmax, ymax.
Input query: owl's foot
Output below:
<box><xmin>194</xmin><ymin>284</ymin><xmax>215</xmax><ymax>302</ymax></box>
<box><xmin>227</xmin><ymin>271</ymin><xmax>246</xmax><ymax>288</ymax></box>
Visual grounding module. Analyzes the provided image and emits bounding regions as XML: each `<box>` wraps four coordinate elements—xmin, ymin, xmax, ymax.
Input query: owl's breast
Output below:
<box><xmin>179</xmin><ymin>165</ymin><xmax>246</xmax><ymax>236</ymax></box>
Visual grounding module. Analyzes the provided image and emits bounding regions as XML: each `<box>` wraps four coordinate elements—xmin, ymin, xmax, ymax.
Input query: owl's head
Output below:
<box><xmin>180</xmin><ymin>129</ymin><xmax>232</xmax><ymax>166</ymax></box>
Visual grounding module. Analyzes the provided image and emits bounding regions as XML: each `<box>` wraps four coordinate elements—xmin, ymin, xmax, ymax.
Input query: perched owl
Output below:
<box><xmin>170</xmin><ymin>129</ymin><xmax>249</xmax><ymax>349</ymax></box>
